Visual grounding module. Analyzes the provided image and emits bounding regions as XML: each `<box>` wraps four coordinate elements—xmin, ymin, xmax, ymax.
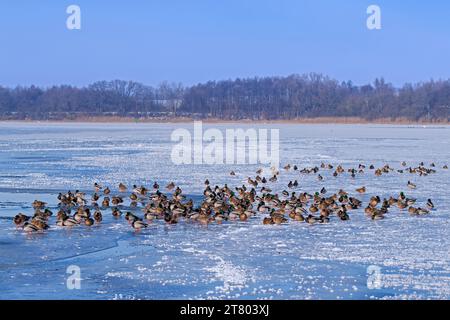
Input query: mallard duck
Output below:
<box><xmin>14</xmin><ymin>213</ymin><xmax>30</xmax><ymax>226</ymax></box>
<box><xmin>355</xmin><ymin>186</ymin><xmax>366</xmax><ymax>194</ymax></box>
<box><xmin>130</xmin><ymin>193</ymin><xmax>138</xmax><ymax>201</ymax></box>
<box><xmin>272</xmin><ymin>215</ymin><xmax>287</xmax><ymax>225</ymax></box>
<box><xmin>112</xmin><ymin>208</ymin><xmax>122</xmax><ymax>218</ymax></box>
<box><xmin>337</xmin><ymin>208</ymin><xmax>350</xmax><ymax>221</ymax></box>
<box><xmin>32</xmin><ymin>200</ymin><xmax>47</xmax><ymax>209</ymax></box>
<box><xmin>111</xmin><ymin>196</ymin><xmax>123</xmax><ymax>206</ymax></box>
<box><xmin>94</xmin><ymin>182</ymin><xmax>102</xmax><ymax>191</ymax></box>
<box><xmin>118</xmin><ymin>183</ymin><xmax>127</xmax><ymax>192</ymax></box>
<box><xmin>131</xmin><ymin>219</ymin><xmax>148</xmax><ymax>230</ymax></box>
<box><xmin>262</xmin><ymin>217</ymin><xmax>273</xmax><ymax>225</ymax></box>
<box><xmin>57</xmin><ymin>217</ymin><xmax>79</xmax><ymax>227</ymax></box>
<box><xmin>166</xmin><ymin>182</ymin><xmax>176</xmax><ymax>191</ymax></box>
<box><xmin>397</xmin><ymin>201</ymin><xmax>408</xmax><ymax>210</ymax></box>
<box><xmin>125</xmin><ymin>212</ymin><xmax>140</xmax><ymax>222</ymax></box>
<box><xmin>365</xmin><ymin>206</ymin><xmax>375</xmax><ymax>216</ymax></box>
<box><xmin>306</xmin><ymin>215</ymin><xmax>318</xmax><ymax>224</ymax></box>
<box><xmin>319</xmin><ymin>216</ymin><xmax>330</xmax><ymax>224</ymax></box>
<box><xmin>417</xmin><ymin>207</ymin><xmax>430</xmax><ymax>215</ymax></box>
<box><xmin>103</xmin><ymin>187</ymin><xmax>111</xmax><ymax>195</ymax></box>
<box><xmin>92</xmin><ymin>193</ymin><xmax>100</xmax><ymax>202</ymax></box>
<box><xmin>93</xmin><ymin>210</ymin><xmax>102</xmax><ymax>223</ymax></box>
<box><xmin>85</xmin><ymin>218</ymin><xmax>94</xmax><ymax>226</ymax></box>
<box><xmin>407</xmin><ymin>181</ymin><xmax>417</xmax><ymax>189</ymax></box>
<box><xmin>369</xmin><ymin>196</ymin><xmax>380</xmax><ymax>208</ymax></box>
<box><xmin>371</xmin><ymin>211</ymin><xmax>385</xmax><ymax>220</ymax></box>
<box><xmin>239</xmin><ymin>213</ymin><xmax>248</xmax><ymax>221</ymax></box>
<box><xmin>102</xmin><ymin>197</ymin><xmax>110</xmax><ymax>207</ymax></box>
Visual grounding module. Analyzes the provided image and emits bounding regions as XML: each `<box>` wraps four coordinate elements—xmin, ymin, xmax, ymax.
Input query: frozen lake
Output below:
<box><xmin>0</xmin><ymin>122</ymin><xmax>449</xmax><ymax>300</ymax></box>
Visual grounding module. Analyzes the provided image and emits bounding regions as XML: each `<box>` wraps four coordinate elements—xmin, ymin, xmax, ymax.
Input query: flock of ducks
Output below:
<box><xmin>12</xmin><ymin>161</ymin><xmax>445</xmax><ymax>233</ymax></box>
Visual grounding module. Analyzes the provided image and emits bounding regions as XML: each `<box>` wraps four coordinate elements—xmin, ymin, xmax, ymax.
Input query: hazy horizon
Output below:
<box><xmin>1</xmin><ymin>73</ymin><xmax>450</xmax><ymax>90</ymax></box>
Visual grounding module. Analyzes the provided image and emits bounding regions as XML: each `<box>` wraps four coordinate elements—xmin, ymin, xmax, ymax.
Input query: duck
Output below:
<box><xmin>369</xmin><ymin>196</ymin><xmax>380</xmax><ymax>208</ymax></box>
<box><xmin>131</xmin><ymin>219</ymin><xmax>148</xmax><ymax>230</ymax></box>
<box><xmin>111</xmin><ymin>196</ymin><xmax>123</xmax><ymax>206</ymax></box>
<box><xmin>125</xmin><ymin>212</ymin><xmax>140</xmax><ymax>223</ymax></box>
<box><xmin>355</xmin><ymin>186</ymin><xmax>366</xmax><ymax>194</ymax></box>
<box><xmin>56</xmin><ymin>217</ymin><xmax>79</xmax><ymax>227</ymax></box>
<box><xmin>118</xmin><ymin>183</ymin><xmax>127</xmax><ymax>192</ymax></box>
<box><xmin>130</xmin><ymin>193</ymin><xmax>138</xmax><ymax>201</ymax></box>
<box><xmin>84</xmin><ymin>218</ymin><xmax>94</xmax><ymax>226</ymax></box>
<box><xmin>319</xmin><ymin>216</ymin><xmax>330</xmax><ymax>224</ymax></box>
<box><xmin>417</xmin><ymin>207</ymin><xmax>430</xmax><ymax>215</ymax></box>
<box><xmin>272</xmin><ymin>215</ymin><xmax>287</xmax><ymax>225</ymax></box>
<box><xmin>371</xmin><ymin>211</ymin><xmax>385</xmax><ymax>220</ymax></box>
<box><xmin>93</xmin><ymin>210</ymin><xmax>103</xmax><ymax>223</ymax></box>
<box><xmin>407</xmin><ymin>181</ymin><xmax>417</xmax><ymax>190</ymax></box>
<box><xmin>239</xmin><ymin>212</ymin><xmax>248</xmax><ymax>221</ymax></box>
<box><xmin>397</xmin><ymin>201</ymin><xmax>408</xmax><ymax>210</ymax></box>
<box><xmin>166</xmin><ymin>182</ymin><xmax>176</xmax><ymax>191</ymax></box>
<box><xmin>230</xmin><ymin>171</ymin><xmax>236</xmax><ymax>176</ymax></box>
<box><xmin>103</xmin><ymin>187</ymin><xmax>111</xmax><ymax>195</ymax></box>
<box><xmin>92</xmin><ymin>193</ymin><xmax>100</xmax><ymax>202</ymax></box>
<box><xmin>13</xmin><ymin>213</ymin><xmax>30</xmax><ymax>226</ymax></box>
<box><xmin>102</xmin><ymin>197</ymin><xmax>110</xmax><ymax>207</ymax></box>
<box><xmin>306</xmin><ymin>215</ymin><xmax>318</xmax><ymax>224</ymax></box>
<box><xmin>112</xmin><ymin>208</ymin><xmax>122</xmax><ymax>218</ymax></box>
<box><xmin>32</xmin><ymin>200</ymin><xmax>47</xmax><ymax>209</ymax></box>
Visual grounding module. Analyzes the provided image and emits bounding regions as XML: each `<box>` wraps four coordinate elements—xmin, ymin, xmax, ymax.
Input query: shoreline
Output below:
<box><xmin>0</xmin><ymin>116</ymin><xmax>449</xmax><ymax>125</ymax></box>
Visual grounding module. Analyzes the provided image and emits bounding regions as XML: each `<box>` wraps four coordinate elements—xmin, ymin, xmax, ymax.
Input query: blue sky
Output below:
<box><xmin>0</xmin><ymin>0</ymin><xmax>449</xmax><ymax>87</ymax></box>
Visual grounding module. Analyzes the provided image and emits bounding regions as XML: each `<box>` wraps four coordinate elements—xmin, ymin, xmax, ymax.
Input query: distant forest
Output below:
<box><xmin>1</xmin><ymin>74</ymin><xmax>450</xmax><ymax>121</ymax></box>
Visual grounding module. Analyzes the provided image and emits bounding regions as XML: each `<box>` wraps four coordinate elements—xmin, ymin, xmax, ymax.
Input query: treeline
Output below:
<box><xmin>1</xmin><ymin>74</ymin><xmax>449</xmax><ymax>121</ymax></box>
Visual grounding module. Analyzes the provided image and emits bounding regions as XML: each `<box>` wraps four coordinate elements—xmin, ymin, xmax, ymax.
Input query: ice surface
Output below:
<box><xmin>0</xmin><ymin>122</ymin><xmax>449</xmax><ymax>299</ymax></box>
